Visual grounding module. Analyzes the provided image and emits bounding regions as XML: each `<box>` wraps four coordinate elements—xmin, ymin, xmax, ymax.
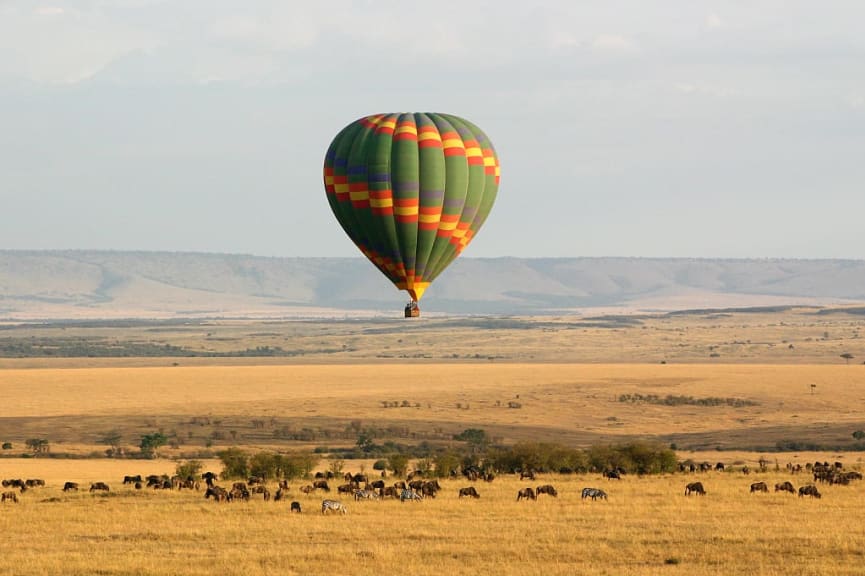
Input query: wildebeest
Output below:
<box><xmin>370</xmin><ymin>479</ymin><xmax>385</xmax><ymax>490</ymax></box>
<box><xmin>775</xmin><ymin>481</ymin><xmax>795</xmax><ymax>494</ymax></box>
<box><xmin>290</xmin><ymin>501</ymin><xmax>302</xmax><ymax>513</ymax></box>
<box><xmin>205</xmin><ymin>486</ymin><xmax>229</xmax><ymax>502</ymax></box>
<box><xmin>581</xmin><ymin>487</ymin><xmax>607</xmax><ymax>501</ymax></box>
<box><xmin>458</xmin><ymin>486</ymin><xmax>480</xmax><ymax>499</ymax></box>
<box><xmin>2</xmin><ymin>479</ymin><xmax>25</xmax><ymax>490</ymax></box>
<box><xmin>516</xmin><ymin>487</ymin><xmax>536</xmax><ymax>501</ymax></box>
<box><xmin>123</xmin><ymin>475</ymin><xmax>142</xmax><ymax>485</ymax></box>
<box><xmin>604</xmin><ymin>470</ymin><xmax>621</xmax><ymax>480</ymax></box>
<box><xmin>715</xmin><ymin>462</ymin><xmax>725</xmax><ymax>471</ymax></box>
<box><xmin>392</xmin><ymin>481</ymin><xmax>407</xmax><ymax>490</ymax></box>
<box><xmin>90</xmin><ymin>482</ymin><xmax>110</xmax><ymax>492</ymax></box>
<box><xmin>337</xmin><ymin>483</ymin><xmax>354</xmax><ymax>494</ymax></box>
<box><xmin>248</xmin><ymin>476</ymin><xmax>265</xmax><ymax>486</ymax></box>
<box><xmin>536</xmin><ymin>484</ymin><xmax>558</xmax><ymax>497</ymax></box>
<box><xmin>201</xmin><ymin>471</ymin><xmax>218</xmax><ymax>487</ymax></box>
<box><xmin>63</xmin><ymin>482</ymin><xmax>79</xmax><ymax>492</ymax></box>
<box><xmin>381</xmin><ymin>486</ymin><xmax>400</xmax><ymax>499</ymax></box>
<box><xmin>1</xmin><ymin>492</ymin><xmax>18</xmax><ymax>503</ymax></box>
<box><xmin>519</xmin><ymin>469</ymin><xmax>536</xmax><ymax>481</ymax></box>
<box><xmin>750</xmin><ymin>481</ymin><xmax>769</xmax><ymax>493</ymax></box>
<box><xmin>25</xmin><ymin>479</ymin><xmax>45</xmax><ymax>488</ymax></box>
<box><xmin>321</xmin><ymin>499</ymin><xmax>347</xmax><ymax>514</ymax></box>
<box><xmin>685</xmin><ymin>482</ymin><xmax>705</xmax><ymax>496</ymax></box>
<box><xmin>312</xmin><ymin>480</ymin><xmax>331</xmax><ymax>492</ymax></box>
<box><xmin>799</xmin><ymin>485</ymin><xmax>821</xmax><ymax>498</ymax></box>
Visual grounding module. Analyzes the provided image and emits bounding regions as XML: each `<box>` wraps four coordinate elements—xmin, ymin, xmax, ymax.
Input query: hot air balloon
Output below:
<box><xmin>323</xmin><ymin>113</ymin><xmax>500</xmax><ymax>317</ymax></box>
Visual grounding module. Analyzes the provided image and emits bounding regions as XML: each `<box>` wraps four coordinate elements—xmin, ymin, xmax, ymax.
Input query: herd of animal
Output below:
<box><xmin>1</xmin><ymin>459</ymin><xmax>860</xmax><ymax>513</ymax></box>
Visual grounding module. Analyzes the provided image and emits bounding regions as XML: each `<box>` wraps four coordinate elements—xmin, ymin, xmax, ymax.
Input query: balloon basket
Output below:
<box><xmin>404</xmin><ymin>301</ymin><xmax>420</xmax><ymax>318</ymax></box>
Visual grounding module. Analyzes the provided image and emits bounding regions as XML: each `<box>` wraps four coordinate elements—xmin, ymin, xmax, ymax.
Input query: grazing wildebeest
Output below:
<box><xmin>775</xmin><ymin>481</ymin><xmax>795</xmax><ymax>494</ymax></box>
<box><xmin>205</xmin><ymin>486</ymin><xmax>229</xmax><ymax>502</ymax></box>
<box><xmin>63</xmin><ymin>482</ymin><xmax>79</xmax><ymax>492</ymax></box>
<box><xmin>2</xmin><ymin>479</ymin><xmax>25</xmax><ymax>490</ymax></box>
<box><xmin>300</xmin><ymin>485</ymin><xmax>314</xmax><ymax>494</ymax></box>
<box><xmin>604</xmin><ymin>470</ymin><xmax>621</xmax><ymax>480</ymax></box>
<box><xmin>134</xmin><ymin>482</ymin><xmax>143</xmax><ymax>490</ymax></box>
<box><xmin>337</xmin><ymin>483</ymin><xmax>354</xmax><ymax>494</ymax></box>
<box><xmin>370</xmin><ymin>479</ymin><xmax>385</xmax><ymax>490</ymax></box>
<box><xmin>202</xmin><ymin>472</ymin><xmax>218</xmax><ymax>487</ymax></box>
<box><xmin>408</xmin><ymin>479</ymin><xmax>424</xmax><ymax>491</ymax></box>
<box><xmin>290</xmin><ymin>501</ymin><xmax>302</xmax><ymax>513</ymax></box>
<box><xmin>519</xmin><ymin>469</ymin><xmax>536</xmax><ymax>481</ymax></box>
<box><xmin>750</xmin><ymin>481</ymin><xmax>768</xmax><ymax>493</ymax></box>
<box><xmin>25</xmin><ymin>479</ymin><xmax>45</xmax><ymax>488</ymax></box>
<box><xmin>516</xmin><ymin>487</ymin><xmax>536</xmax><ymax>501</ymax></box>
<box><xmin>381</xmin><ymin>486</ymin><xmax>399</xmax><ymax>499</ymax></box>
<box><xmin>312</xmin><ymin>480</ymin><xmax>331</xmax><ymax>492</ymax></box>
<box><xmin>458</xmin><ymin>486</ymin><xmax>480</xmax><ymax>499</ymax></box>
<box><xmin>248</xmin><ymin>476</ymin><xmax>264</xmax><ymax>486</ymax></box>
<box><xmin>90</xmin><ymin>482</ymin><xmax>110</xmax><ymax>492</ymax></box>
<box><xmin>715</xmin><ymin>462</ymin><xmax>725</xmax><ymax>471</ymax></box>
<box><xmin>392</xmin><ymin>481</ymin><xmax>407</xmax><ymax>490</ymax></box>
<box><xmin>1</xmin><ymin>492</ymin><xmax>18</xmax><ymax>503</ymax></box>
<box><xmin>400</xmin><ymin>489</ymin><xmax>424</xmax><ymax>503</ymax></box>
<box><xmin>799</xmin><ymin>485</ymin><xmax>821</xmax><ymax>498</ymax></box>
<box><xmin>581</xmin><ymin>488</ymin><xmax>608</xmax><ymax>501</ymax></box>
<box><xmin>321</xmin><ymin>499</ymin><xmax>347</xmax><ymax>514</ymax></box>
<box><xmin>536</xmin><ymin>484</ymin><xmax>558</xmax><ymax>497</ymax></box>
<box><xmin>685</xmin><ymin>482</ymin><xmax>705</xmax><ymax>496</ymax></box>
<box><xmin>123</xmin><ymin>475</ymin><xmax>142</xmax><ymax>485</ymax></box>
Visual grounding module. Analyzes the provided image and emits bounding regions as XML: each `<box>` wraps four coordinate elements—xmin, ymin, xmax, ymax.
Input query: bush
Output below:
<box><xmin>853</xmin><ymin>430</ymin><xmax>865</xmax><ymax>440</ymax></box>
<box><xmin>217</xmin><ymin>447</ymin><xmax>249</xmax><ymax>479</ymax></box>
<box><xmin>1</xmin><ymin>442</ymin><xmax>12</xmax><ymax>450</ymax></box>
<box><xmin>372</xmin><ymin>459</ymin><xmax>388</xmax><ymax>471</ymax></box>
<box><xmin>175</xmin><ymin>460</ymin><xmax>202</xmax><ymax>480</ymax></box>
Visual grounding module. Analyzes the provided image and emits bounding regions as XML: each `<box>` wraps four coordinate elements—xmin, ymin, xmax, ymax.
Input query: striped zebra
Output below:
<box><xmin>321</xmin><ymin>499</ymin><xmax>348</xmax><ymax>515</ymax></box>
<box><xmin>353</xmin><ymin>489</ymin><xmax>380</xmax><ymax>501</ymax></box>
<box><xmin>400</xmin><ymin>489</ymin><xmax>424</xmax><ymax>502</ymax></box>
<box><xmin>581</xmin><ymin>487</ymin><xmax>608</xmax><ymax>501</ymax></box>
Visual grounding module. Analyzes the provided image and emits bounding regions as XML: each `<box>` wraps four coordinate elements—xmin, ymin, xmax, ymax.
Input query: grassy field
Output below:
<box><xmin>1</xmin><ymin>459</ymin><xmax>863</xmax><ymax>576</ymax></box>
<box><xmin>1</xmin><ymin>308</ymin><xmax>864</xmax><ymax>574</ymax></box>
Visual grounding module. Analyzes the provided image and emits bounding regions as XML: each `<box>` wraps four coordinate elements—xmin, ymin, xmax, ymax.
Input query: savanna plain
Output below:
<box><xmin>1</xmin><ymin>307</ymin><xmax>864</xmax><ymax>575</ymax></box>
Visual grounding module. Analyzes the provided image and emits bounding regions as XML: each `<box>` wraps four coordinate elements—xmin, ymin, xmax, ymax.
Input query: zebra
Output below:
<box><xmin>581</xmin><ymin>487</ymin><xmax>607</xmax><ymax>500</ymax></box>
<box><xmin>321</xmin><ymin>499</ymin><xmax>348</xmax><ymax>514</ymax></box>
<box><xmin>353</xmin><ymin>489</ymin><xmax>380</xmax><ymax>501</ymax></box>
<box><xmin>400</xmin><ymin>489</ymin><xmax>424</xmax><ymax>502</ymax></box>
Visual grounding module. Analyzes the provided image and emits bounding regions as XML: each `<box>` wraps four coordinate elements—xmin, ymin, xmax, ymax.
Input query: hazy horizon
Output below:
<box><xmin>2</xmin><ymin>1</ymin><xmax>863</xmax><ymax>260</ymax></box>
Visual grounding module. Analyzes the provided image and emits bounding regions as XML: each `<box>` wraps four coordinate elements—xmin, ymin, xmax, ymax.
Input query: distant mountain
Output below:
<box><xmin>1</xmin><ymin>251</ymin><xmax>864</xmax><ymax>319</ymax></box>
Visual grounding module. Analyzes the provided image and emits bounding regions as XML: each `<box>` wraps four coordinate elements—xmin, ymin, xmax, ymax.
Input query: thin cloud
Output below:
<box><xmin>35</xmin><ymin>6</ymin><xmax>64</xmax><ymax>16</ymax></box>
<box><xmin>707</xmin><ymin>12</ymin><xmax>723</xmax><ymax>29</ymax></box>
<box><xmin>591</xmin><ymin>34</ymin><xmax>635</xmax><ymax>53</ymax></box>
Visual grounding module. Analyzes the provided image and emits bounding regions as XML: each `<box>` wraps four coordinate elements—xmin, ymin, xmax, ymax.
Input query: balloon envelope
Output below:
<box><xmin>323</xmin><ymin>113</ymin><xmax>500</xmax><ymax>301</ymax></box>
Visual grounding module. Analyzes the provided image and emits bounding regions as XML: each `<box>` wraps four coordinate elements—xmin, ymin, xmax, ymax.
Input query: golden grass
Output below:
<box><xmin>1</xmin><ymin>460</ymin><xmax>863</xmax><ymax>575</ymax></box>
<box><xmin>1</xmin><ymin>363</ymin><xmax>864</xmax><ymax>453</ymax></box>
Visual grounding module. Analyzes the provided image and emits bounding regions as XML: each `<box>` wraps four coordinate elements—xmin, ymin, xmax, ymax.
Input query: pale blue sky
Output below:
<box><xmin>1</xmin><ymin>1</ymin><xmax>863</xmax><ymax>258</ymax></box>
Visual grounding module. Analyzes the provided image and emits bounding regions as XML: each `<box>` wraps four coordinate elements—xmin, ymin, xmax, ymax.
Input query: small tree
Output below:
<box><xmin>2</xmin><ymin>442</ymin><xmax>13</xmax><ymax>450</ymax></box>
<box><xmin>176</xmin><ymin>460</ymin><xmax>203</xmax><ymax>480</ymax></box>
<box><xmin>139</xmin><ymin>432</ymin><xmax>168</xmax><ymax>458</ymax></box>
<box><xmin>218</xmin><ymin>448</ymin><xmax>249</xmax><ymax>479</ymax></box>
<box><xmin>328</xmin><ymin>458</ymin><xmax>345</xmax><ymax>477</ymax></box>
<box><xmin>454</xmin><ymin>428</ymin><xmax>489</xmax><ymax>453</ymax></box>
<box><xmin>25</xmin><ymin>438</ymin><xmax>50</xmax><ymax>454</ymax></box>
<box><xmin>841</xmin><ymin>353</ymin><xmax>855</xmax><ymax>364</ymax></box>
<box><xmin>99</xmin><ymin>430</ymin><xmax>123</xmax><ymax>457</ymax></box>
<box><xmin>388</xmin><ymin>453</ymin><xmax>409</xmax><ymax>477</ymax></box>
<box><xmin>853</xmin><ymin>430</ymin><xmax>865</xmax><ymax>441</ymax></box>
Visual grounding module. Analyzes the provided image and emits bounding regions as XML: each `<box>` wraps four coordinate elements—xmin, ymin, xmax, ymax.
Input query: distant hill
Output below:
<box><xmin>1</xmin><ymin>251</ymin><xmax>864</xmax><ymax>319</ymax></box>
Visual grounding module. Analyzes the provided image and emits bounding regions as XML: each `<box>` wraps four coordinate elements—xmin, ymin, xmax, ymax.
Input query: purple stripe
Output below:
<box><xmin>394</xmin><ymin>181</ymin><xmax>419</xmax><ymax>193</ymax></box>
<box><xmin>420</xmin><ymin>189</ymin><xmax>444</xmax><ymax>203</ymax></box>
<box><xmin>443</xmin><ymin>197</ymin><xmax>465</xmax><ymax>211</ymax></box>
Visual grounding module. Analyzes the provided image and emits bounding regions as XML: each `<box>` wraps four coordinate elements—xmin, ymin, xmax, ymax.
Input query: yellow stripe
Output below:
<box><xmin>418</xmin><ymin>132</ymin><xmax>442</xmax><ymax>142</ymax></box>
<box><xmin>418</xmin><ymin>213</ymin><xmax>440</xmax><ymax>224</ymax></box>
<box><xmin>324</xmin><ymin>176</ymin><xmax>334</xmax><ymax>185</ymax></box>
<box><xmin>379</xmin><ymin>119</ymin><xmax>397</xmax><ymax>131</ymax></box>
<box><xmin>466</xmin><ymin>146</ymin><xmax>482</xmax><ymax>157</ymax></box>
<box><xmin>442</xmin><ymin>138</ymin><xmax>464</xmax><ymax>149</ymax></box>
<box><xmin>394</xmin><ymin>206</ymin><xmax>419</xmax><ymax>216</ymax></box>
<box><xmin>370</xmin><ymin>198</ymin><xmax>393</xmax><ymax>208</ymax></box>
<box><xmin>395</xmin><ymin>125</ymin><xmax>418</xmax><ymax>136</ymax></box>
<box><xmin>452</xmin><ymin>228</ymin><xmax>467</xmax><ymax>238</ymax></box>
<box><xmin>349</xmin><ymin>191</ymin><xmax>369</xmax><ymax>201</ymax></box>
<box><xmin>438</xmin><ymin>220</ymin><xmax>458</xmax><ymax>231</ymax></box>
<box><xmin>334</xmin><ymin>184</ymin><xmax>349</xmax><ymax>193</ymax></box>
<box><xmin>483</xmin><ymin>156</ymin><xmax>496</xmax><ymax>166</ymax></box>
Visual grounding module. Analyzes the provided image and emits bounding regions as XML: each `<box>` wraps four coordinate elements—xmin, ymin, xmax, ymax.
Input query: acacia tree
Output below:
<box><xmin>25</xmin><ymin>438</ymin><xmax>50</xmax><ymax>454</ymax></box>
<box><xmin>139</xmin><ymin>432</ymin><xmax>168</xmax><ymax>458</ymax></box>
<box><xmin>841</xmin><ymin>353</ymin><xmax>854</xmax><ymax>364</ymax></box>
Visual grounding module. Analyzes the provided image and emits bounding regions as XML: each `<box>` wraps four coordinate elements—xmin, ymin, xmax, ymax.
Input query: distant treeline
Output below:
<box><xmin>618</xmin><ymin>393</ymin><xmax>759</xmax><ymax>408</ymax></box>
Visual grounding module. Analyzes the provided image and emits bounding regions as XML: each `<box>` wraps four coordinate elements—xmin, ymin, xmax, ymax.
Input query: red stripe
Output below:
<box><xmin>324</xmin><ymin>167</ymin><xmax>334</xmax><ymax>176</ymax></box>
<box><xmin>439</xmin><ymin>214</ymin><xmax>459</xmax><ymax>222</ymax></box>
<box><xmin>444</xmin><ymin>147</ymin><xmax>465</xmax><ymax>157</ymax></box>
<box><xmin>418</xmin><ymin>139</ymin><xmax>442</xmax><ymax>148</ymax></box>
<box><xmin>436</xmin><ymin>229</ymin><xmax>453</xmax><ymax>238</ymax></box>
<box><xmin>349</xmin><ymin>182</ymin><xmax>367</xmax><ymax>192</ymax></box>
<box><xmin>372</xmin><ymin>207</ymin><xmax>393</xmax><ymax>216</ymax></box>
<box><xmin>325</xmin><ymin>185</ymin><xmax>335</xmax><ymax>194</ymax></box>
<box><xmin>397</xmin><ymin>215</ymin><xmax>418</xmax><ymax>223</ymax></box>
<box><xmin>369</xmin><ymin>190</ymin><xmax>392</xmax><ymax>199</ymax></box>
<box><xmin>394</xmin><ymin>132</ymin><xmax>417</xmax><ymax>142</ymax></box>
<box><xmin>377</xmin><ymin>126</ymin><xmax>394</xmax><ymax>135</ymax></box>
<box><xmin>333</xmin><ymin>175</ymin><xmax>348</xmax><ymax>184</ymax></box>
<box><xmin>485</xmin><ymin>166</ymin><xmax>496</xmax><ymax>175</ymax></box>
<box><xmin>419</xmin><ymin>206</ymin><xmax>441</xmax><ymax>215</ymax></box>
<box><xmin>395</xmin><ymin>198</ymin><xmax>419</xmax><ymax>207</ymax></box>
<box><xmin>418</xmin><ymin>222</ymin><xmax>438</xmax><ymax>231</ymax></box>
<box><xmin>468</xmin><ymin>156</ymin><xmax>484</xmax><ymax>165</ymax></box>
<box><xmin>352</xmin><ymin>200</ymin><xmax>370</xmax><ymax>209</ymax></box>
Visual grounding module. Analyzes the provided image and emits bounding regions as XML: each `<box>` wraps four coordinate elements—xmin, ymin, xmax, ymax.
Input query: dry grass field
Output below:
<box><xmin>1</xmin><ymin>307</ymin><xmax>864</xmax><ymax>574</ymax></box>
<box><xmin>1</xmin><ymin>459</ymin><xmax>863</xmax><ymax>576</ymax></box>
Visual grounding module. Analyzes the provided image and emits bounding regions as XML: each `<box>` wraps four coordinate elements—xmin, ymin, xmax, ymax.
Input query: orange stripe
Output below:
<box><xmin>394</xmin><ymin>198</ymin><xmax>419</xmax><ymax>207</ymax></box>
